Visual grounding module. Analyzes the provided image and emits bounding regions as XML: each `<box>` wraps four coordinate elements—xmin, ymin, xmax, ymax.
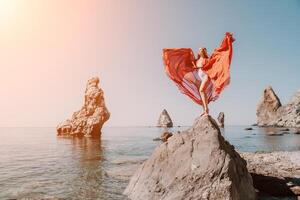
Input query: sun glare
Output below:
<box><xmin>0</xmin><ymin>0</ymin><xmax>20</xmax><ymax>25</ymax></box>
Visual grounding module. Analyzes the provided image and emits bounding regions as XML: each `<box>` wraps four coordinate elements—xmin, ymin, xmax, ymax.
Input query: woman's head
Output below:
<box><xmin>198</xmin><ymin>47</ymin><xmax>208</xmax><ymax>58</ymax></box>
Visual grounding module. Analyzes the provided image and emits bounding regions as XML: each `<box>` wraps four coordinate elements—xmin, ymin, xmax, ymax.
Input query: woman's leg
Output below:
<box><xmin>199</xmin><ymin>75</ymin><xmax>210</xmax><ymax>115</ymax></box>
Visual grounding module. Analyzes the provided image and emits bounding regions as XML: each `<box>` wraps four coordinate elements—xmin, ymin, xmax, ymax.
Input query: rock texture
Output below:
<box><xmin>217</xmin><ymin>112</ymin><xmax>225</xmax><ymax>127</ymax></box>
<box><xmin>257</xmin><ymin>86</ymin><xmax>300</xmax><ymax>128</ymax></box>
<box><xmin>241</xmin><ymin>151</ymin><xmax>300</xmax><ymax>198</ymax></box>
<box><xmin>56</xmin><ymin>77</ymin><xmax>110</xmax><ymax>137</ymax></box>
<box><xmin>124</xmin><ymin>115</ymin><xmax>256</xmax><ymax>200</ymax></box>
<box><xmin>157</xmin><ymin>109</ymin><xmax>173</xmax><ymax>127</ymax></box>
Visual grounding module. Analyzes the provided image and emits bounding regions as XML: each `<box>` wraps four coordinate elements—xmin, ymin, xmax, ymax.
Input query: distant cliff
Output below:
<box><xmin>257</xmin><ymin>86</ymin><xmax>300</xmax><ymax>127</ymax></box>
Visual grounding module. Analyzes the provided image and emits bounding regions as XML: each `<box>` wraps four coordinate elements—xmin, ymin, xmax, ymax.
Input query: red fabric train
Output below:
<box><xmin>162</xmin><ymin>32</ymin><xmax>235</xmax><ymax>105</ymax></box>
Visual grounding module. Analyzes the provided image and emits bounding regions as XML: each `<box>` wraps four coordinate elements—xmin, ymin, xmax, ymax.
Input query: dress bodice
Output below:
<box><xmin>196</xmin><ymin>57</ymin><xmax>205</xmax><ymax>68</ymax></box>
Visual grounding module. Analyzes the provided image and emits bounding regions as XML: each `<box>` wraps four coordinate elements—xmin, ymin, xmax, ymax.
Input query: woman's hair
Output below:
<box><xmin>197</xmin><ymin>48</ymin><xmax>209</xmax><ymax>59</ymax></box>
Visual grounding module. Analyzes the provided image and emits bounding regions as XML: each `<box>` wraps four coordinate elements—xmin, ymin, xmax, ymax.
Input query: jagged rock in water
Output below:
<box><xmin>124</xmin><ymin>115</ymin><xmax>256</xmax><ymax>200</ymax></box>
<box><xmin>257</xmin><ymin>86</ymin><xmax>300</xmax><ymax>127</ymax></box>
<box><xmin>56</xmin><ymin>77</ymin><xmax>110</xmax><ymax>137</ymax></box>
<box><xmin>256</xmin><ymin>86</ymin><xmax>282</xmax><ymax>126</ymax></box>
<box><xmin>217</xmin><ymin>112</ymin><xmax>225</xmax><ymax>127</ymax></box>
<box><xmin>157</xmin><ymin>109</ymin><xmax>173</xmax><ymax>127</ymax></box>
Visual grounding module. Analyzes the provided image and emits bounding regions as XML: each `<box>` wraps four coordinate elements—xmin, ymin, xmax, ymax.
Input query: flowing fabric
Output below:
<box><xmin>162</xmin><ymin>33</ymin><xmax>234</xmax><ymax>105</ymax></box>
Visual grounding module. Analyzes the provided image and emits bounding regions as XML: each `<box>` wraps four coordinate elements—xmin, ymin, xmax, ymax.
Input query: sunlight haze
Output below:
<box><xmin>0</xmin><ymin>0</ymin><xmax>300</xmax><ymax>127</ymax></box>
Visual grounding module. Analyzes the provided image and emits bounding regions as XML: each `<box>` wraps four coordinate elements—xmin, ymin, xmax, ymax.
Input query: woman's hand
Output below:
<box><xmin>192</xmin><ymin>60</ymin><xmax>198</xmax><ymax>69</ymax></box>
<box><xmin>225</xmin><ymin>32</ymin><xmax>235</xmax><ymax>42</ymax></box>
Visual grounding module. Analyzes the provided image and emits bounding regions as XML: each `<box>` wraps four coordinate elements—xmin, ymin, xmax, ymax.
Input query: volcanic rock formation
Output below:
<box><xmin>57</xmin><ymin>77</ymin><xmax>110</xmax><ymax>137</ymax></box>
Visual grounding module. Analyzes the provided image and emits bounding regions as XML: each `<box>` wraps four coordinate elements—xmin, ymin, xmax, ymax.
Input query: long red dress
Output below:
<box><xmin>162</xmin><ymin>32</ymin><xmax>234</xmax><ymax>105</ymax></box>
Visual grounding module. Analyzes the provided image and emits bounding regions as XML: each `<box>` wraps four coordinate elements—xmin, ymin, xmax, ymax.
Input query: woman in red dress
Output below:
<box><xmin>163</xmin><ymin>32</ymin><xmax>235</xmax><ymax>116</ymax></box>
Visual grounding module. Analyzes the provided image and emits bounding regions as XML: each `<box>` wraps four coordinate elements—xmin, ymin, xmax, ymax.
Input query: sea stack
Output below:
<box><xmin>217</xmin><ymin>112</ymin><xmax>225</xmax><ymax>127</ymax></box>
<box><xmin>256</xmin><ymin>86</ymin><xmax>281</xmax><ymax>126</ymax></box>
<box><xmin>56</xmin><ymin>77</ymin><xmax>110</xmax><ymax>137</ymax></box>
<box><xmin>256</xmin><ymin>86</ymin><xmax>300</xmax><ymax>127</ymax></box>
<box><xmin>124</xmin><ymin>115</ymin><xmax>256</xmax><ymax>200</ymax></box>
<box><xmin>157</xmin><ymin>109</ymin><xmax>173</xmax><ymax>127</ymax></box>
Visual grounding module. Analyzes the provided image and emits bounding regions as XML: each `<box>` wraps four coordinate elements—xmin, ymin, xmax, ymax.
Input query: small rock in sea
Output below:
<box><xmin>153</xmin><ymin>137</ymin><xmax>161</xmax><ymax>141</ymax></box>
<box><xmin>160</xmin><ymin>132</ymin><xmax>173</xmax><ymax>142</ymax></box>
<box><xmin>280</xmin><ymin>128</ymin><xmax>290</xmax><ymax>131</ymax></box>
<box><xmin>281</xmin><ymin>131</ymin><xmax>290</xmax><ymax>135</ymax></box>
<box><xmin>268</xmin><ymin>132</ymin><xmax>284</xmax><ymax>136</ymax></box>
<box><xmin>245</xmin><ymin>127</ymin><xmax>253</xmax><ymax>130</ymax></box>
<box><xmin>293</xmin><ymin>130</ymin><xmax>300</xmax><ymax>134</ymax></box>
<box><xmin>157</xmin><ymin>109</ymin><xmax>173</xmax><ymax>127</ymax></box>
<box><xmin>251</xmin><ymin>123</ymin><xmax>258</xmax><ymax>126</ymax></box>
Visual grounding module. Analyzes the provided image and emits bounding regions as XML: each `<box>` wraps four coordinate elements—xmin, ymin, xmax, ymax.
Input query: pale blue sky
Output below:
<box><xmin>0</xmin><ymin>0</ymin><xmax>299</xmax><ymax>126</ymax></box>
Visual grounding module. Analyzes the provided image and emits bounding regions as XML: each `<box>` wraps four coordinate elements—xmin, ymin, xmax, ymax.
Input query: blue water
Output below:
<box><xmin>0</xmin><ymin>126</ymin><xmax>299</xmax><ymax>199</ymax></box>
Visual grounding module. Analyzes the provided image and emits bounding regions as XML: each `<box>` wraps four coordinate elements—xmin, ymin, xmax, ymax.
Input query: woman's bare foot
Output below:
<box><xmin>200</xmin><ymin>109</ymin><xmax>209</xmax><ymax>116</ymax></box>
<box><xmin>204</xmin><ymin>108</ymin><xmax>209</xmax><ymax>115</ymax></box>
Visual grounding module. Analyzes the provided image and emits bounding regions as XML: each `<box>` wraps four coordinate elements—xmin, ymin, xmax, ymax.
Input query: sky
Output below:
<box><xmin>0</xmin><ymin>0</ymin><xmax>300</xmax><ymax>127</ymax></box>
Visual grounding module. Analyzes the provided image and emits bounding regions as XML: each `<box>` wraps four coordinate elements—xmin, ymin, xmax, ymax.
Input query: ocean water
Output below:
<box><xmin>0</xmin><ymin>126</ymin><xmax>300</xmax><ymax>200</ymax></box>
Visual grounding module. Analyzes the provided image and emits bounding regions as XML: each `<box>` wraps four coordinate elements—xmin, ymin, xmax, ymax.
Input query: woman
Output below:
<box><xmin>163</xmin><ymin>32</ymin><xmax>234</xmax><ymax>116</ymax></box>
<box><xmin>195</xmin><ymin>47</ymin><xmax>210</xmax><ymax>115</ymax></box>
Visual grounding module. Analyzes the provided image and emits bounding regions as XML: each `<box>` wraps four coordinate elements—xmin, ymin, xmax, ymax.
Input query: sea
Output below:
<box><xmin>0</xmin><ymin>126</ymin><xmax>299</xmax><ymax>200</ymax></box>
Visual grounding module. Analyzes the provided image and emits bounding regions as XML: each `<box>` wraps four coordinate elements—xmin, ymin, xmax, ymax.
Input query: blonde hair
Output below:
<box><xmin>198</xmin><ymin>48</ymin><xmax>208</xmax><ymax>59</ymax></box>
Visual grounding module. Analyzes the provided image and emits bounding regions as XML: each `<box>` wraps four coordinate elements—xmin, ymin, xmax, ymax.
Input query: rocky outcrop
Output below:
<box><xmin>57</xmin><ymin>77</ymin><xmax>110</xmax><ymax>137</ymax></box>
<box><xmin>157</xmin><ymin>109</ymin><xmax>173</xmax><ymax>127</ymax></box>
<box><xmin>217</xmin><ymin>112</ymin><xmax>225</xmax><ymax>127</ymax></box>
<box><xmin>124</xmin><ymin>115</ymin><xmax>256</xmax><ymax>200</ymax></box>
<box><xmin>256</xmin><ymin>86</ymin><xmax>282</xmax><ymax>126</ymax></box>
<box><xmin>241</xmin><ymin>151</ymin><xmax>300</xmax><ymax>198</ymax></box>
<box><xmin>257</xmin><ymin>86</ymin><xmax>300</xmax><ymax>128</ymax></box>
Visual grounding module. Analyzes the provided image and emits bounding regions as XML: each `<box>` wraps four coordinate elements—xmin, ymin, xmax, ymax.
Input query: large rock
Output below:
<box><xmin>257</xmin><ymin>86</ymin><xmax>300</xmax><ymax>127</ymax></box>
<box><xmin>124</xmin><ymin>115</ymin><xmax>256</xmax><ymax>200</ymax></box>
<box><xmin>157</xmin><ymin>109</ymin><xmax>173</xmax><ymax>127</ymax></box>
<box><xmin>56</xmin><ymin>77</ymin><xmax>110</xmax><ymax>137</ymax></box>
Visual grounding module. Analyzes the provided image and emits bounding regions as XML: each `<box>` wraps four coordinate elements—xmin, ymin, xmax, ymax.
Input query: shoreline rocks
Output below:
<box><xmin>240</xmin><ymin>151</ymin><xmax>300</xmax><ymax>198</ymax></box>
<box><xmin>56</xmin><ymin>77</ymin><xmax>110</xmax><ymax>137</ymax></box>
<box><xmin>124</xmin><ymin>115</ymin><xmax>256</xmax><ymax>200</ymax></box>
<box><xmin>157</xmin><ymin>109</ymin><xmax>173</xmax><ymax>127</ymax></box>
<box><xmin>257</xmin><ymin>86</ymin><xmax>300</xmax><ymax>128</ymax></box>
